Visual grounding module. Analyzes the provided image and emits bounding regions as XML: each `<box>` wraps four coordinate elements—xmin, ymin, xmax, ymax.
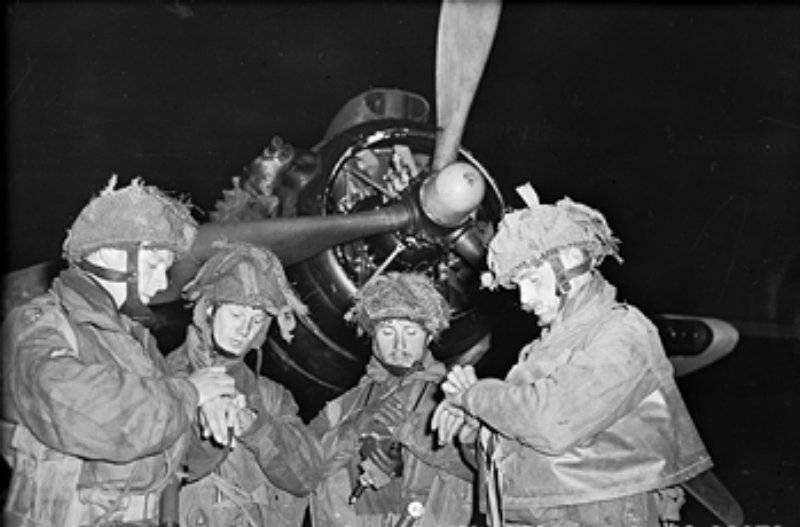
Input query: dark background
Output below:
<box><xmin>6</xmin><ymin>2</ymin><xmax>800</xmax><ymax>525</ymax></box>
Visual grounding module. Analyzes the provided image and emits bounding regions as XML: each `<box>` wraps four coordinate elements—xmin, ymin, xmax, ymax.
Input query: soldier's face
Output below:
<box><xmin>512</xmin><ymin>263</ymin><xmax>560</xmax><ymax>326</ymax></box>
<box><xmin>373</xmin><ymin>318</ymin><xmax>429</xmax><ymax>368</ymax></box>
<box><xmin>212</xmin><ymin>303</ymin><xmax>270</xmax><ymax>355</ymax></box>
<box><xmin>137</xmin><ymin>248</ymin><xmax>175</xmax><ymax>304</ymax></box>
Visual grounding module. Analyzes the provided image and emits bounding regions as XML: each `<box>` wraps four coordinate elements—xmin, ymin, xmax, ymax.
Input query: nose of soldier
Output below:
<box><xmin>236</xmin><ymin>317</ymin><xmax>256</xmax><ymax>339</ymax></box>
<box><xmin>141</xmin><ymin>267</ymin><xmax>168</xmax><ymax>298</ymax></box>
<box><xmin>392</xmin><ymin>331</ymin><xmax>408</xmax><ymax>353</ymax></box>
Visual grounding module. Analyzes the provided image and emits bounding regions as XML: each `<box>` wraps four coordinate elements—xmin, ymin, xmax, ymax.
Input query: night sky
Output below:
<box><xmin>5</xmin><ymin>3</ymin><xmax>800</xmax><ymax>523</ymax></box>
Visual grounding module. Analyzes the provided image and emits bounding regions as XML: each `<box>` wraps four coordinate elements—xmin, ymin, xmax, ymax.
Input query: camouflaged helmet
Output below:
<box><xmin>346</xmin><ymin>272</ymin><xmax>450</xmax><ymax>338</ymax></box>
<box><xmin>183</xmin><ymin>242</ymin><xmax>308</xmax><ymax>343</ymax></box>
<box><xmin>62</xmin><ymin>176</ymin><xmax>197</xmax><ymax>262</ymax></box>
<box><xmin>485</xmin><ymin>195</ymin><xmax>622</xmax><ymax>291</ymax></box>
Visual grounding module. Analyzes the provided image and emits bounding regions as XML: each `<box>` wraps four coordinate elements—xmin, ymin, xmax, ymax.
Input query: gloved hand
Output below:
<box><xmin>348</xmin><ymin>416</ymin><xmax>405</xmax><ymax>505</ymax></box>
<box><xmin>431</xmin><ymin>400</ymin><xmax>479</xmax><ymax>446</ymax></box>
<box><xmin>349</xmin><ymin>434</ymin><xmax>404</xmax><ymax>504</ymax></box>
<box><xmin>359</xmin><ymin>433</ymin><xmax>404</xmax><ymax>479</ymax></box>
<box><xmin>441</xmin><ymin>364</ymin><xmax>478</xmax><ymax>404</ymax></box>
<box><xmin>198</xmin><ymin>394</ymin><xmax>239</xmax><ymax>446</ymax></box>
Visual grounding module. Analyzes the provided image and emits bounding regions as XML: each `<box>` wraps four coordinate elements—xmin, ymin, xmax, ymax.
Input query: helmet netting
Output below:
<box><xmin>345</xmin><ymin>272</ymin><xmax>450</xmax><ymax>338</ymax></box>
<box><xmin>183</xmin><ymin>242</ymin><xmax>308</xmax><ymax>343</ymax></box>
<box><xmin>63</xmin><ymin>175</ymin><xmax>197</xmax><ymax>262</ymax></box>
<box><xmin>486</xmin><ymin>196</ymin><xmax>622</xmax><ymax>289</ymax></box>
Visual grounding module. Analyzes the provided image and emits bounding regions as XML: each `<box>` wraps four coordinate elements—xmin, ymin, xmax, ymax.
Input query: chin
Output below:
<box><xmin>222</xmin><ymin>345</ymin><xmax>246</xmax><ymax>356</ymax></box>
<box><xmin>386</xmin><ymin>358</ymin><xmax>413</xmax><ymax>368</ymax></box>
<box><xmin>536</xmin><ymin>314</ymin><xmax>556</xmax><ymax>326</ymax></box>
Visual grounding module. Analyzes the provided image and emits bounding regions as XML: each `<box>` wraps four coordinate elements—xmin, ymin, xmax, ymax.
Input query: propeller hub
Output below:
<box><xmin>419</xmin><ymin>161</ymin><xmax>486</xmax><ymax>228</ymax></box>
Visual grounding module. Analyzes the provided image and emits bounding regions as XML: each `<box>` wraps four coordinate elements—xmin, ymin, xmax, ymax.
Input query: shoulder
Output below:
<box><xmin>7</xmin><ymin>291</ymin><xmax>61</xmax><ymax>324</ymax></box>
<box><xmin>591</xmin><ymin>301</ymin><xmax>654</xmax><ymax>337</ymax></box>
<box><xmin>578</xmin><ymin>303</ymin><xmax>656</xmax><ymax>365</ymax></box>
<box><xmin>164</xmin><ymin>343</ymin><xmax>190</xmax><ymax>374</ymax></box>
<box><xmin>419</xmin><ymin>356</ymin><xmax>447</xmax><ymax>381</ymax></box>
<box><xmin>5</xmin><ymin>292</ymin><xmax>77</xmax><ymax>348</ymax></box>
<box><xmin>310</xmin><ymin>386</ymin><xmax>360</xmax><ymax>430</ymax></box>
<box><xmin>610</xmin><ymin>303</ymin><xmax>659</xmax><ymax>341</ymax></box>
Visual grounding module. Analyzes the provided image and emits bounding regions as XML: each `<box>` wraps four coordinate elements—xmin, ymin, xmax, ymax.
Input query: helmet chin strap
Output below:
<box><xmin>546</xmin><ymin>252</ymin><xmax>593</xmax><ymax>297</ymax></box>
<box><xmin>212</xmin><ymin>341</ymin><xmax>242</xmax><ymax>362</ymax></box>
<box><xmin>77</xmin><ymin>246</ymin><xmax>152</xmax><ymax>321</ymax></box>
<box><xmin>539</xmin><ymin>254</ymin><xmax>592</xmax><ymax>324</ymax></box>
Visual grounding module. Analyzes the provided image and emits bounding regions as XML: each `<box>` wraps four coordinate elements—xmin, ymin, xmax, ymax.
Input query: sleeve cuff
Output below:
<box><xmin>169</xmin><ymin>377</ymin><xmax>199</xmax><ymax>420</ymax></box>
<box><xmin>239</xmin><ymin>412</ymin><xmax>277</xmax><ymax>454</ymax></box>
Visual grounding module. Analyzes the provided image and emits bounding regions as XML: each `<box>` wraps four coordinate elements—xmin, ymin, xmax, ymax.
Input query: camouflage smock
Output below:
<box><xmin>309</xmin><ymin>353</ymin><xmax>474</xmax><ymax>527</ymax></box>
<box><xmin>457</xmin><ymin>275</ymin><xmax>713</xmax><ymax>523</ymax></box>
<box><xmin>166</xmin><ymin>324</ymin><xmax>321</xmax><ymax>527</ymax></box>
<box><xmin>1</xmin><ymin>267</ymin><xmax>198</xmax><ymax>527</ymax></box>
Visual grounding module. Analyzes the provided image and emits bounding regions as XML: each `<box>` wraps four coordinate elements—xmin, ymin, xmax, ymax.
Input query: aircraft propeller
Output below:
<box><xmin>152</xmin><ymin>0</ymin><xmax>504</xmax><ymax>305</ymax></box>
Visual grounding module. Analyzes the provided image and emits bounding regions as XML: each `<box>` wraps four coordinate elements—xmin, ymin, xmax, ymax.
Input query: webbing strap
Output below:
<box><xmin>75</xmin><ymin>259</ymin><xmax>133</xmax><ymax>282</ymax></box>
<box><xmin>545</xmin><ymin>252</ymin><xmax>592</xmax><ymax>295</ymax></box>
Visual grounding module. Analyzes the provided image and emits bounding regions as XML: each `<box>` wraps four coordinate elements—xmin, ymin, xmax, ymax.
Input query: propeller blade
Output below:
<box><xmin>151</xmin><ymin>204</ymin><xmax>413</xmax><ymax>305</ymax></box>
<box><xmin>432</xmin><ymin>0</ymin><xmax>502</xmax><ymax>172</ymax></box>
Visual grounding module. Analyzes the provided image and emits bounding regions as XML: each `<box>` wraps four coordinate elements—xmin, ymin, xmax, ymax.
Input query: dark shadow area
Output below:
<box><xmin>677</xmin><ymin>337</ymin><xmax>800</xmax><ymax>525</ymax></box>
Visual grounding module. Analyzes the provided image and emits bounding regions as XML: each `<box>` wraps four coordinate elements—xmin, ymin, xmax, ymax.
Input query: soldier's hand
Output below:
<box><xmin>198</xmin><ymin>396</ymin><xmax>238</xmax><ymax>446</ymax></box>
<box><xmin>441</xmin><ymin>365</ymin><xmax>478</xmax><ymax>401</ymax></box>
<box><xmin>188</xmin><ymin>366</ymin><xmax>236</xmax><ymax>406</ymax></box>
<box><xmin>225</xmin><ymin>393</ymin><xmax>257</xmax><ymax>438</ymax></box>
<box><xmin>359</xmin><ymin>434</ymin><xmax>403</xmax><ymax>478</ymax></box>
<box><xmin>431</xmin><ymin>401</ymin><xmax>469</xmax><ymax>446</ymax></box>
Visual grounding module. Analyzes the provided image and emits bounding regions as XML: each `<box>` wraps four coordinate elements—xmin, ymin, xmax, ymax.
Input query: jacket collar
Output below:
<box><xmin>546</xmin><ymin>273</ymin><xmax>617</xmax><ymax>337</ymax></box>
<box><xmin>53</xmin><ymin>266</ymin><xmax>127</xmax><ymax>331</ymax></box>
<box><xmin>362</xmin><ymin>350</ymin><xmax>446</xmax><ymax>385</ymax></box>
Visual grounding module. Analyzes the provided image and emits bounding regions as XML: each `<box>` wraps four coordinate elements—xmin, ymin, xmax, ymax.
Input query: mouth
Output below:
<box><xmin>387</xmin><ymin>351</ymin><xmax>412</xmax><ymax>363</ymax></box>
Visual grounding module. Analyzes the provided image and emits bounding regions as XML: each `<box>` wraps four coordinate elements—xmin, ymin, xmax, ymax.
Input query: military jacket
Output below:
<box><xmin>459</xmin><ymin>276</ymin><xmax>713</xmax><ymax>514</ymax></box>
<box><xmin>309</xmin><ymin>353</ymin><xmax>474</xmax><ymax>527</ymax></box>
<box><xmin>166</xmin><ymin>324</ymin><xmax>321</xmax><ymax>527</ymax></box>
<box><xmin>1</xmin><ymin>268</ymin><xmax>197</xmax><ymax>526</ymax></box>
